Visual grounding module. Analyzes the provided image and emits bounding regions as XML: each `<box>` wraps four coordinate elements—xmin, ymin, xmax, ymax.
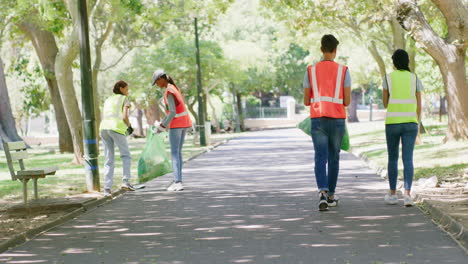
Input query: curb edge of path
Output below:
<box><xmin>185</xmin><ymin>138</ymin><xmax>231</xmax><ymax>163</ymax></box>
<box><xmin>0</xmin><ymin>135</ymin><xmax>237</xmax><ymax>254</ymax></box>
<box><xmin>348</xmin><ymin>147</ymin><xmax>468</xmax><ymax>253</ymax></box>
<box><xmin>0</xmin><ymin>188</ymin><xmax>126</xmax><ymax>254</ymax></box>
<box><xmin>414</xmin><ymin>193</ymin><xmax>468</xmax><ymax>254</ymax></box>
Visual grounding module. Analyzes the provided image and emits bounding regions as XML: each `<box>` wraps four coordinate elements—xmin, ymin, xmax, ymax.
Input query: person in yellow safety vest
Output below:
<box><xmin>99</xmin><ymin>80</ymin><xmax>137</xmax><ymax>196</ymax></box>
<box><xmin>151</xmin><ymin>70</ymin><xmax>192</xmax><ymax>192</ymax></box>
<box><xmin>382</xmin><ymin>49</ymin><xmax>422</xmax><ymax>207</ymax></box>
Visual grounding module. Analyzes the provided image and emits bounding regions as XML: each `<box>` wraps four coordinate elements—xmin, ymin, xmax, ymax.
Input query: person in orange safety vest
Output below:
<box><xmin>303</xmin><ymin>34</ymin><xmax>351</xmax><ymax>211</ymax></box>
<box><xmin>152</xmin><ymin>70</ymin><xmax>192</xmax><ymax>192</ymax></box>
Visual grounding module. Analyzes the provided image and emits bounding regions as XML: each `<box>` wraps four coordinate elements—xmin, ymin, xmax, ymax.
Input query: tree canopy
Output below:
<box><xmin>0</xmin><ymin>0</ymin><xmax>465</xmax><ymax>147</ymax></box>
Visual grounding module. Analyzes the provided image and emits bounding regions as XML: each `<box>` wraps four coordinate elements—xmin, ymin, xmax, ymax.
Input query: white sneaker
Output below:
<box><xmin>103</xmin><ymin>189</ymin><xmax>112</xmax><ymax>197</ymax></box>
<box><xmin>404</xmin><ymin>195</ymin><xmax>413</xmax><ymax>207</ymax></box>
<box><xmin>384</xmin><ymin>193</ymin><xmax>398</xmax><ymax>205</ymax></box>
<box><xmin>121</xmin><ymin>181</ymin><xmax>136</xmax><ymax>191</ymax></box>
<box><xmin>327</xmin><ymin>195</ymin><xmax>339</xmax><ymax>207</ymax></box>
<box><xmin>165</xmin><ymin>181</ymin><xmax>175</xmax><ymax>190</ymax></box>
<box><xmin>167</xmin><ymin>182</ymin><xmax>184</xmax><ymax>191</ymax></box>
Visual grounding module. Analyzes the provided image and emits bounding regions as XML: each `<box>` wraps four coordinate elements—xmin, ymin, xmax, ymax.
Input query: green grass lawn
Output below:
<box><xmin>0</xmin><ymin>133</ymin><xmax>238</xmax><ymax>206</ymax></box>
<box><xmin>347</xmin><ymin>117</ymin><xmax>468</xmax><ymax>182</ymax></box>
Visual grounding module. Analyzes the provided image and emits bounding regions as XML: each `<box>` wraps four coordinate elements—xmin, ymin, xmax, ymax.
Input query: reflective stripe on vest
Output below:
<box><xmin>100</xmin><ymin>94</ymin><xmax>128</xmax><ymax>135</ymax></box>
<box><xmin>164</xmin><ymin>85</ymin><xmax>192</xmax><ymax>128</ymax></box>
<box><xmin>385</xmin><ymin>71</ymin><xmax>418</xmax><ymax>124</ymax></box>
<box><xmin>386</xmin><ymin>112</ymin><xmax>417</xmax><ymax>117</ymax></box>
<box><xmin>309</xmin><ymin>64</ymin><xmax>344</xmax><ymax>104</ymax></box>
<box><xmin>307</xmin><ymin>61</ymin><xmax>347</xmax><ymax>119</ymax></box>
<box><xmin>175</xmin><ymin>111</ymin><xmax>188</xmax><ymax>117</ymax></box>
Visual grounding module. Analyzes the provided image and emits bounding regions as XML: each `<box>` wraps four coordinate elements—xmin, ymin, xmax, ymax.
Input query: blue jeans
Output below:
<box><xmin>100</xmin><ymin>129</ymin><xmax>131</xmax><ymax>190</ymax></box>
<box><xmin>169</xmin><ymin>128</ymin><xmax>187</xmax><ymax>182</ymax></box>
<box><xmin>310</xmin><ymin>118</ymin><xmax>345</xmax><ymax>195</ymax></box>
<box><xmin>385</xmin><ymin>123</ymin><xmax>418</xmax><ymax>191</ymax></box>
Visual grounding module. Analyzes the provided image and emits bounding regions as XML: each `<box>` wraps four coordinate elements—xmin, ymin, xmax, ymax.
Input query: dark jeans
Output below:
<box><xmin>310</xmin><ymin>118</ymin><xmax>345</xmax><ymax>195</ymax></box>
<box><xmin>385</xmin><ymin>123</ymin><xmax>418</xmax><ymax>191</ymax></box>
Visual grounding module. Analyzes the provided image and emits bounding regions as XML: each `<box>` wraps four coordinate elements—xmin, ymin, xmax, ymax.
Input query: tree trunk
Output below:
<box><xmin>56</xmin><ymin>49</ymin><xmax>84</xmax><ymax>163</ymax></box>
<box><xmin>342</xmin><ymin>19</ymin><xmax>388</xmax><ymax>78</ymax></box>
<box><xmin>186</xmin><ymin>99</ymin><xmax>198</xmax><ymax>145</ymax></box>
<box><xmin>92</xmin><ymin>21</ymin><xmax>113</xmax><ymax>142</ymax></box>
<box><xmin>144</xmin><ymin>98</ymin><xmax>161</xmax><ymax>127</ymax></box>
<box><xmin>206</xmin><ymin>94</ymin><xmax>220</xmax><ymax>133</ymax></box>
<box><xmin>397</xmin><ymin>0</ymin><xmax>467</xmax><ymax>140</ymax></box>
<box><xmin>55</xmin><ymin>1</ymin><xmax>84</xmax><ymax>164</ymax></box>
<box><xmin>408</xmin><ymin>38</ymin><xmax>416</xmax><ymax>72</ymax></box>
<box><xmin>0</xmin><ymin>57</ymin><xmax>23</xmax><ymax>148</ymax></box>
<box><xmin>348</xmin><ymin>89</ymin><xmax>361</xmax><ymax>123</ymax></box>
<box><xmin>439</xmin><ymin>95</ymin><xmax>447</xmax><ymax>122</ymax></box>
<box><xmin>91</xmin><ymin>68</ymin><xmax>101</xmax><ymax>143</ymax></box>
<box><xmin>441</xmin><ymin>58</ymin><xmax>468</xmax><ymax>141</ymax></box>
<box><xmin>202</xmin><ymin>93</ymin><xmax>208</xmax><ymax>123</ymax></box>
<box><xmin>236</xmin><ymin>93</ymin><xmax>245</xmax><ymax>131</ymax></box>
<box><xmin>203</xmin><ymin>81</ymin><xmax>221</xmax><ymax>133</ymax></box>
<box><xmin>187</xmin><ymin>99</ymin><xmax>198</xmax><ymax>126</ymax></box>
<box><xmin>407</xmin><ymin>38</ymin><xmax>420</xmax><ymax>142</ymax></box>
<box><xmin>368</xmin><ymin>41</ymin><xmax>387</xmax><ymax>78</ymax></box>
<box><xmin>133</xmin><ymin>102</ymin><xmax>145</xmax><ymax>137</ymax></box>
<box><xmin>17</xmin><ymin>20</ymin><xmax>74</xmax><ymax>153</ymax></box>
<box><xmin>136</xmin><ymin>108</ymin><xmax>144</xmax><ymax>136</ymax></box>
<box><xmin>391</xmin><ymin>17</ymin><xmax>406</xmax><ymax>50</ymax></box>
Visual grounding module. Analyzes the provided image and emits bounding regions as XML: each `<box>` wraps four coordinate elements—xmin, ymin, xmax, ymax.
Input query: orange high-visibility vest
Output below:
<box><xmin>163</xmin><ymin>84</ymin><xmax>192</xmax><ymax>128</ymax></box>
<box><xmin>307</xmin><ymin>61</ymin><xmax>347</xmax><ymax>119</ymax></box>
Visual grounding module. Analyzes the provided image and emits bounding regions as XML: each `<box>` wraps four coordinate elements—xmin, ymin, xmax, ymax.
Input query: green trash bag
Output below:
<box><xmin>297</xmin><ymin>117</ymin><xmax>311</xmax><ymax>136</ymax></box>
<box><xmin>297</xmin><ymin>117</ymin><xmax>350</xmax><ymax>151</ymax></box>
<box><xmin>137</xmin><ymin>129</ymin><xmax>172</xmax><ymax>183</ymax></box>
<box><xmin>341</xmin><ymin>125</ymin><xmax>350</xmax><ymax>151</ymax></box>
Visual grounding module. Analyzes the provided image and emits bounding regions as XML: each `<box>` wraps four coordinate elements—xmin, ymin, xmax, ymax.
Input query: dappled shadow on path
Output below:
<box><xmin>1</xmin><ymin>188</ymin><xmax>461</xmax><ymax>264</ymax></box>
<box><xmin>0</xmin><ymin>129</ymin><xmax>465</xmax><ymax>264</ymax></box>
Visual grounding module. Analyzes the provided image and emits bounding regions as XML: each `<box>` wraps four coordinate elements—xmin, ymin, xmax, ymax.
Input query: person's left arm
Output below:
<box><xmin>416</xmin><ymin>92</ymin><xmax>422</xmax><ymax>121</ymax></box>
<box><xmin>416</xmin><ymin>77</ymin><xmax>423</xmax><ymax>121</ymax></box>
<box><xmin>122</xmin><ymin>99</ymin><xmax>131</xmax><ymax>127</ymax></box>
<box><xmin>303</xmin><ymin>70</ymin><xmax>311</xmax><ymax>106</ymax></box>
<box><xmin>382</xmin><ymin>76</ymin><xmax>389</xmax><ymax>109</ymax></box>
<box><xmin>343</xmin><ymin>68</ymin><xmax>351</xmax><ymax>106</ymax></box>
<box><xmin>160</xmin><ymin>94</ymin><xmax>176</xmax><ymax>128</ymax></box>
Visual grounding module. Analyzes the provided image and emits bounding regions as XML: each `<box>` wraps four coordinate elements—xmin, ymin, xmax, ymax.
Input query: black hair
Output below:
<box><xmin>160</xmin><ymin>74</ymin><xmax>179</xmax><ymax>90</ymax></box>
<box><xmin>321</xmin><ymin>34</ymin><xmax>339</xmax><ymax>53</ymax></box>
<box><xmin>113</xmin><ymin>80</ymin><xmax>128</xmax><ymax>95</ymax></box>
<box><xmin>392</xmin><ymin>49</ymin><xmax>411</xmax><ymax>72</ymax></box>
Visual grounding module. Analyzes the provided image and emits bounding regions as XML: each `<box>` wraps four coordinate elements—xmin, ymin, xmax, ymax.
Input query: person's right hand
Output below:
<box><xmin>152</xmin><ymin>126</ymin><xmax>160</xmax><ymax>134</ymax></box>
<box><xmin>126</xmin><ymin>126</ymin><xmax>134</xmax><ymax>136</ymax></box>
<box><xmin>152</xmin><ymin>123</ymin><xmax>165</xmax><ymax>134</ymax></box>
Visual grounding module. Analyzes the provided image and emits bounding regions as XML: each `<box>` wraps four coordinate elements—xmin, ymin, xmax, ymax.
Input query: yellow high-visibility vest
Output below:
<box><xmin>385</xmin><ymin>70</ymin><xmax>418</xmax><ymax>124</ymax></box>
<box><xmin>99</xmin><ymin>94</ymin><xmax>128</xmax><ymax>135</ymax></box>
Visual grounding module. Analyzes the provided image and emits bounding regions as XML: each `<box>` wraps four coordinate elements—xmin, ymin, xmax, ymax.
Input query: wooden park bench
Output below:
<box><xmin>3</xmin><ymin>141</ymin><xmax>58</xmax><ymax>205</ymax></box>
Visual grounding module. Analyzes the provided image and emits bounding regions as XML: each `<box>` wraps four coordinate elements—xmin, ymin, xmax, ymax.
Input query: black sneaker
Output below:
<box><xmin>327</xmin><ymin>195</ymin><xmax>339</xmax><ymax>207</ymax></box>
<box><xmin>318</xmin><ymin>193</ymin><xmax>328</xmax><ymax>211</ymax></box>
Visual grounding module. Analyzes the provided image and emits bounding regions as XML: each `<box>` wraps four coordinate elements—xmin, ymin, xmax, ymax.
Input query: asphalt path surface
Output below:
<box><xmin>1</xmin><ymin>128</ymin><xmax>466</xmax><ymax>264</ymax></box>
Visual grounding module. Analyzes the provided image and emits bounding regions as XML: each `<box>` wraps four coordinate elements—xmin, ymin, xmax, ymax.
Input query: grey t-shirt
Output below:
<box><xmin>161</xmin><ymin>94</ymin><xmax>176</xmax><ymax>128</ymax></box>
<box><xmin>303</xmin><ymin>67</ymin><xmax>351</xmax><ymax>89</ymax></box>
<box><xmin>382</xmin><ymin>74</ymin><xmax>423</xmax><ymax>92</ymax></box>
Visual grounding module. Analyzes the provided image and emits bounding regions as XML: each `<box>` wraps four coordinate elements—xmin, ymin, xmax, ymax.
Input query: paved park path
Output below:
<box><xmin>1</xmin><ymin>128</ymin><xmax>466</xmax><ymax>264</ymax></box>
